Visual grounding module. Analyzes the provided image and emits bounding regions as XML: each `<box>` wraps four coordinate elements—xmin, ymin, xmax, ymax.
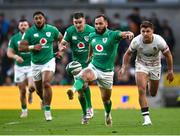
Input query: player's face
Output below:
<box><xmin>95</xmin><ymin>17</ymin><xmax>108</xmax><ymax>34</ymax></box>
<box><xmin>73</xmin><ymin>17</ymin><xmax>85</xmax><ymax>32</ymax></box>
<box><xmin>18</xmin><ymin>21</ymin><xmax>29</xmax><ymax>33</ymax></box>
<box><xmin>141</xmin><ymin>27</ymin><xmax>154</xmax><ymax>43</ymax></box>
<box><xmin>33</xmin><ymin>14</ymin><xmax>45</xmax><ymax>28</ymax></box>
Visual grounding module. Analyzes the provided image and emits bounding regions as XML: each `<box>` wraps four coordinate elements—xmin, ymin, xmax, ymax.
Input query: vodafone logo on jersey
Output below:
<box><xmin>95</xmin><ymin>44</ymin><xmax>103</xmax><ymax>52</ymax></box>
<box><xmin>77</xmin><ymin>42</ymin><xmax>85</xmax><ymax>49</ymax></box>
<box><xmin>40</xmin><ymin>38</ymin><xmax>47</xmax><ymax>45</ymax></box>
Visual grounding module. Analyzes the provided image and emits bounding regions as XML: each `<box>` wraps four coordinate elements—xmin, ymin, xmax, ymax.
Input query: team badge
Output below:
<box><xmin>95</xmin><ymin>44</ymin><xmax>103</xmax><ymax>52</ymax></box>
<box><xmin>46</xmin><ymin>32</ymin><xmax>51</xmax><ymax>37</ymax></box>
<box><xmin>40</xmin><ymin>38</ymin><xmax>47</xmax><ymax>45</ymax></box>
<box><xmin>33</xmin><ymin>33</ymin><xmax>39</xmax><ymax>37</ymax></box>
<box><xmin>72</xmin><ymin>36</ymin><xmax>77</xmax><ymax>40</ymax></box>
<box><xmin>84</xmin><ymin>36</ymin><xmax>89</xmax><ymax>42</ymax></box>
<box><xmin>77</xmin><ymin>42</ymin><xmax>85</xmax><ymax>49</ymax></box>
<box><xmin>153</xmin><ymin>47</ymin><xmax>157</xmax><ymax>51</ymax></box>
<box><xmin>102</xmin><ymin>38</ymin><xmax>107</xmax><ymax>43</ymax></box>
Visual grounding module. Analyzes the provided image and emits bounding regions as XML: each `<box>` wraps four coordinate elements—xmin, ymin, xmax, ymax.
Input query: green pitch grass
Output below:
<box><xmin>0</xmin><ymin>108</ymin><xmax>180</xmax><ymax>135</ymax></box>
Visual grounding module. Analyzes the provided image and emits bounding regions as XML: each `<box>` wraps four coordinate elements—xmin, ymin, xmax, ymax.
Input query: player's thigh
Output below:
<box><xmin>14</xmin><ymin>65</ymin><xmax>26</xmax><ymax>83</ymax></box>
<box><xmin>97</xmin><ymin>70</ymin><xmax>114</xmax><ymax>90</ymax></box>
<box><xmin>135</xmin><ymin>72</ymin><xmax>149</xmax><ymax>91</ymax></box>
<box><xmin>78</xmin><ymin>64</ymin><xmax>97</xmax><ymax>82</ymax></box>
<box><xmin>149</xmin><ymin>79</ymin><xmax>159</xmax><ymax>96</ymax></box>
<box><xmin>31</xmin><ymin>64</ymin><xmax>42</xmax><ymax>81</ymax></box>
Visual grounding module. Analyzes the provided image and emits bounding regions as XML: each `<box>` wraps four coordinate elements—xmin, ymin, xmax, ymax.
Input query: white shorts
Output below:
<box><xmin>14</xmin><ymin>65</ymin><xmax>32</xmax><ymax>83</ymax></box>
<box><xmin>135</xmin><ymin>62</ymin><xmax>161</xmax><ymax>80</ymax></box>
<box><xmin>31</xmin><ymin>58</ymin><xmax>55</xmax><ymax>81</ymax></box>
<box><xmin>82</xmin><ymin>63</ymin><xmax>114</xmax><ymax>89</ymax></box>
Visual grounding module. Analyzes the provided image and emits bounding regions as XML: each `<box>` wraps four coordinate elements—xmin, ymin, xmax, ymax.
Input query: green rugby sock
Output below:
<box><xmin>84</xmin><ymin>87</ymin><xmax>92</xmax><ymax>108</ymax></box>
<box><xmin>78</xmin><ymin>96</ymin><xmax>87</xmax><ymax>116</ymax></box>
<box><xmin>103</xmin><ymin>100</ymin><xmax>112</xmax><ymax>114</ymax></box>
<box><xmin>73</xmin><ymin>78</ymin><xmax>84</xmax><ymax>92</ymax></box>
<box><xmin>21</xmin><ymin>104</ymin><xmax>27</xmax><ymax>110</ymax></box>
<box><xmin>44</xmin><ymin>105</ymin><xmax>50</xmax><ymax>111</ymax></box>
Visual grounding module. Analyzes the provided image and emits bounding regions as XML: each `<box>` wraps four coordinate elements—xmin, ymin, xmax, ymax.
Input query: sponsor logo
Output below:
<box><xmin>95</xmin><ymin>44</ymin><xmax>103</xmax><ymax>52</ymax></box>
<box><xmin>46</xmin><ymin>32</ymin><xmax>51</xmax><ymax>37</ymax></box>
<box><xmin>72</xmin><ymin>36</ymin><xmax>77</xmax><ymax>40</ymax></box>
<box><xmin>40</xmin><ymin>38</ymin><xmax>47</xmax><ymax>45</ymax></box>
<box><xmin>77</xmin><ymin>42</ymin><xmax>85</xmax><ymax>49</ymax></box>
<box><xmin>33</xmin><ymin>33</ymin><xmax>39</xmax><ymax>37</ymax></box>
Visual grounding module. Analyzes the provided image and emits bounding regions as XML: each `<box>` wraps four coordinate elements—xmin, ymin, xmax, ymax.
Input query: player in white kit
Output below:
<box><xmin>119</xmin><ymin>21</ymin><xmax>174</xmax><ymax>126</ymax></box>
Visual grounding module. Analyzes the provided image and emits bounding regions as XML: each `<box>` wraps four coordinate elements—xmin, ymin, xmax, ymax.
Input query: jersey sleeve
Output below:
<box><xmin>21</xmin><ymin>29</ymin><xmax>31</xmax><ymax>44</ymax></box>
<box><xmin>113</xmin><ymin>30</ymin><xmax>122</xmax><ymax>41</ymax></box>
<box><xmin>157</xmin><ymin>35</ymin><xmax>168</xmax><ymax>51</ymax></box>
<box><xmin>53</xmin><ymin>26</ymin><xmax>61</xmax><ymax>40</ymax></box>
<box><xmin>129</xmin><ymin>38</ymin><xmax>139</xmax><ymax>52</ymax></box>
<box><xmin>8</xmin><ymin>37</ymin><xmax>15</xmax><ymax>49</ymax></box>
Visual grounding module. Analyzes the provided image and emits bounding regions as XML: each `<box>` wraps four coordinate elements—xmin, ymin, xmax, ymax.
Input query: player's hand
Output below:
<box><xmin>59</xmin><ymin>45</ymin><xmax>67</xmax><ymax>52</ymax></box>
<box><xmin>54</xmin><ymin>51</ymin><xmax>63</xmax><ymax>59</ymax></box>
<box><xmin>167</xmin><ymin>70</ymin><xmax>174</xmax><ymax>83</ymax></box>
<box><xmin>14</xmin><ymin>55</ymin><xmax>24</xmax><ymax>63</ymax></box>
<box><xmin>34</xmin><ymin>44</ymin><xmax>42</xmax><ymax>51</ymax></box>
<box><xmin>125</xmin><ymin>31</ymin><xmax>134</xmax><ymax>40</ymax></box>
<box><xmin>118</xmin><ymin>65</ymin><xmax>127</xmax><ymax>77</ymax></box>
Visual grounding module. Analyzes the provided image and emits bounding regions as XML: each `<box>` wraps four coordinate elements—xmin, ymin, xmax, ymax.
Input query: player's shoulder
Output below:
<box><xmin>85</xmin><ymin>24</ymin><xmax>95</xmax><ymax>32</ymax></box>
<box><xmin>89</xmin><ymin>31</ymin><xmax>96</xmax><ymax>38</ymax></box>
<box><xmin>153</xmin><ymin>34</ymin><xmax>164</xmax><ymax>41</ymax></box>
<box><xmin>65</xmin><ymin>25</ymin><xmax>76</xmax><ymax>34</ymax></box>
<box><xmin>46</xmin><ymin>24</ymin><xmax>58</xmax><ymax>30</ymax></box>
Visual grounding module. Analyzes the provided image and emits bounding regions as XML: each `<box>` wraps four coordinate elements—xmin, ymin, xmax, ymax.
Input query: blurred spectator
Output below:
<box><xmin>161</xmin><ymin>19</ymin><xmax>175</xmax><ymax>54</ymax></box>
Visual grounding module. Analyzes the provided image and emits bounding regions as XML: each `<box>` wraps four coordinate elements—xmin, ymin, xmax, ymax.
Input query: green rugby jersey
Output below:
<box><xmin>8</xmin><ymin>32</ymin><xmax>31</xmax><ymax>67</ymax></box>
<box><xmin>89</xmin><ymin>29</ymin><xmax>122</xmax><ymax>71</ymax></box>
<box><xmin>64</xmin><ymin>24</ymin><xmax>95</xmax><ymax>68</ymax></box>
<box><xmin>22</xmin><ymin>24</ymin><xmax>60</xmax><ymax>64</ymax></box>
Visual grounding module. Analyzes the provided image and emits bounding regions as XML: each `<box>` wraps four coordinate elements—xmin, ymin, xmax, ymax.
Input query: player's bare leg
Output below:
<box><xmin>148</xmin><ymin>79</ymin><xmax>159</xmax><ymax>97</ymax></box>
<box><xmin>27</xmin><ymin>77</ymin><xmax>35</xmax><ymax>104</ymax></box>
<box><xmin>42</xmin><ymin>71</ymin><xmax>54</xmax><ymax>121</ymax></box>
<box><xmin>136</xmin><ymin>72</ymin><xmax>152</xmax><ymax>126</ymax></box>
<box><xmin>18</xmin><ymin>81</ymin><xmax>28</xmax><ymax>118</ymax></box>
<box><xmin>34</xmin><ymin>80</ymin><xmax>44</xmax><ymax>109</ymax></box>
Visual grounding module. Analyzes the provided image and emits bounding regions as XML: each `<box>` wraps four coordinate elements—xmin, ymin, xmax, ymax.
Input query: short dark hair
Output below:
<box><xmin>33</xmin><ymin>11</ymin><xmax>45</xmax><ymax>18</ymax></box>
<box><xmin>140</xmin><ymin>21</ymin><xmax>154</xmax><ymax>29</ymax></box>
<box><xmin>95</xmin><ymin>14</ymin><xmax>108</xmax><ymax>21</ymax></box>
<box><xmin>73</xmin><ymin>12</ymin><xmax>84</xmax><ymax>19</ymax></box>
<box><xmin>18</xmin><ymin>19</ymin><xmax>28</xmax><ymax>23</ymax></box>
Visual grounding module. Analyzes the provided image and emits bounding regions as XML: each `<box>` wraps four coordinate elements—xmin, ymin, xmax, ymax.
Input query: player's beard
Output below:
<box><xmin>95</xmin><ymin>27</ymin><xmax>106</xmax><ymax>35</ymax></box>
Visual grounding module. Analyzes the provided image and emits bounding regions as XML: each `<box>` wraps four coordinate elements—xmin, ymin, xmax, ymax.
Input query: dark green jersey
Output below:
<box><xmin>22</xmin><ymin>24</ymin><xmax>60</xmax><ymax>64</ymax></box>
<box><xmin>64</xmin><ymin>24</ymin><xmax>95</xmax><ymax>68</ymax></box>
<box><xmin>8</xmin><ymin>32</ymin><xmax>31</xmax><ymax>66</ymax></box>
<box><xmin>89</xmin><ymin>29</ymin><xmax>122</xmax><ymax>71</ymax></box>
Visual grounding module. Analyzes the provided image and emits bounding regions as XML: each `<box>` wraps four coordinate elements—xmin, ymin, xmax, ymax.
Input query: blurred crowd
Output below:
<box><xmin>0</xmin><ymin>8</ymin><xmax>176</xmax><ymax>85</ymax></box>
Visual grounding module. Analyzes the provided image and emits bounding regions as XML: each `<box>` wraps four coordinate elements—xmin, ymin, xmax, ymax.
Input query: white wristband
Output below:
<box><xmin>28</xmin><ymin>45</ymin><xmax>34</xmax><ymax>50</ymax></box>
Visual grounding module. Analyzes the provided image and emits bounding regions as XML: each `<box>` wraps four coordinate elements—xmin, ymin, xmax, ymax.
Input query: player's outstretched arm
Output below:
<box><xmin>121</xmin><ymin>31</ymin><xmax>134</xmax><ymax>40</ymax></box>
<box><xmin>19</xmin><ymin>40</ymin><xmax>42</xmax><ymax>52</ymax></box>
<box><xmin>163</xmin><ymin>49</ymin><xmax>174</xmax><ymax>83</ymax></box>
<box><xmin>7</xmin><ymin>48</ymin><xmax>24</xmax><ymax>63</ymax></box>
<box><xmin>119</xmin><ymin>48</ymin><xmax>132</xmax><ymax>77</ymax></box>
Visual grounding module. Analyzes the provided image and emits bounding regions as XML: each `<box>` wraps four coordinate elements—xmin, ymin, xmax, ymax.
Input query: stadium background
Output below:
<box><xmin>0</xmin><ymin>0</ymin><xmax>180</xmax><ymax>109</ymax></box>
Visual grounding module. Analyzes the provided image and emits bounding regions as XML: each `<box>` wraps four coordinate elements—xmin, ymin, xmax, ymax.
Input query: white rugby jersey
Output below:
<box><xmin>129</xmin><ymin>34</ymin><xmax>169</xmax><ymax>67</ymax></box>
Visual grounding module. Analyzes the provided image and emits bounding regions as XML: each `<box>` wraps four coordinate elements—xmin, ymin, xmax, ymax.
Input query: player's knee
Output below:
<box><xmin>43</xmin><ymin>81</ymin><xmax>51</xmax><ymax>89</ymax></box>
<box><xmin>82</xmin><ymin>69</ymin><xmax>95</xmax><ymax>81</ymax></box>
<box><xmin>150</xmin><ymin>91</ymin><xmax>157</xmax><ymax>97</ymax></box>
<box><xmin>29</xmin><ymin>86</ymin><xmax>35</xmax><ymax>92</ymax></box>
<box><xmin>138</xmin><ymin>87</ymin><xmax>146</xmax><ymax>96</ymax></box>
